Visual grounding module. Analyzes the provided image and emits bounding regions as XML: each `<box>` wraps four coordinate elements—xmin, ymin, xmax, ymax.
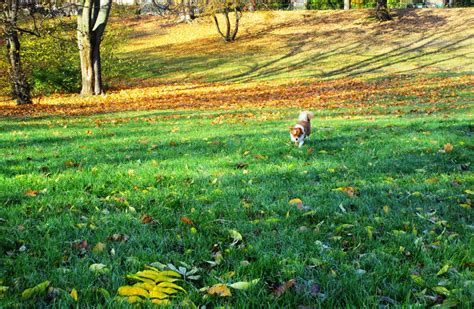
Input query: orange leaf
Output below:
<box><xmin>25</xmin><ymin>189</ymin><xmax>38</xmax><ymax>197</ymax></box>
<box><xmin>207</xmin><ymin>284</ymin><xmax>232</xmax><ymax>297</ymax></box>
<box><xmin>141</xmin><ymin>214</ymin><xmax>154</xmax><ymax>224</ymax></box>
<box><xmin>443</xmin><ymin>143</ymin><xmax>453</xmax><ymax>152</ymax></box>
<box><xmin>180</xmin><ymin>217</ymin><xmax>194</xmax><ymax>226</ymax></box>
<box><xmin>272</xmin><ymin>279</ymin><xmax>296</xmax><ymax>297</ymax></box>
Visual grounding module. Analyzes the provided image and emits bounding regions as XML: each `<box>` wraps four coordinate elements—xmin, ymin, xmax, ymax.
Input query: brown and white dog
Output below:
<box><xmin>290</xmin><ymin>111</ymin><xmax>314</xmax><ymax>147</ymax></box>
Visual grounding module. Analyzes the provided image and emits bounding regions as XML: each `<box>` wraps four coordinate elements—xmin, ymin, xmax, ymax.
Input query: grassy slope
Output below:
<box><xmin>1</xmin><ymin>9</ymin><xmax>474</xmax><ymax>307</ymax></box>
<box><xmin>114</xmin><ymin>9</ymin><xmax>474</xmax><ymax>85</ymax></box>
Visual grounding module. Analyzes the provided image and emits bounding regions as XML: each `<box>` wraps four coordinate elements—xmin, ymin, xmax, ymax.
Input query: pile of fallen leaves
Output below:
<box><xmin>0</xmin><ymin>75</ymin><xmax>471</xmax><ymax>118</ymax></box>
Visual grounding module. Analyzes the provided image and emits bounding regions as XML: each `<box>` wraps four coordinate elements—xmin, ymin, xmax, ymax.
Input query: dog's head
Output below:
<box><xmin>290</xmin><ymin>126</ymin><xmax>304</xmax><ymax>143</ymax></box>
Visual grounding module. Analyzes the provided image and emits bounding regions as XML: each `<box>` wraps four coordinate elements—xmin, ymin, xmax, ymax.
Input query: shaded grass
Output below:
<box><xmin>1</xmin><ymin>100</ymin><xmax>473</xmax><ymax>306</ymax></box>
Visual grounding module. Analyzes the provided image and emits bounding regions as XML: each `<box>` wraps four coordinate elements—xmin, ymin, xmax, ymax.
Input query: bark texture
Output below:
<box><xmin>77</xmin><ymin>0</ymin><xmax>112</xmax><ymax>96</ymax></box>
<box><xmin>3</xmin><ymin>0</ymin><xmax>32</xmax><ymax>104</ymax></box>
<box><xmin>344</xmin><ymin>0</ymin><xmax>351</xmax><ymax>10</ymax></box>
<box><xmin>375</xmin><ymin>0</ymin><xmax>392</xmax><ymax>21</ymax></box>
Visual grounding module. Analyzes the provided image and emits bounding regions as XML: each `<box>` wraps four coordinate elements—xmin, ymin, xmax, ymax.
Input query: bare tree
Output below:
<box><xmin>77</xmin><ymin>0</ymin><xmax>112</xmax><ymax>96</ymax></box>
<box><xmin>0</xmin><ymin>0</ymin><xmax>40</xmax><ymax>104</ymax></box>
<box><xmin>203</xmin><ymin>0</ymin><xmax>244</xmax><ymax>42</ymax></box>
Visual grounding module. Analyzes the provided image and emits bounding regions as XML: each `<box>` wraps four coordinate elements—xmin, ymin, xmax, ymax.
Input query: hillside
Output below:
<box><xmin>114</xmin><ymin>9</ymin><xmax>474</xmax><ymax>86</ymax></box>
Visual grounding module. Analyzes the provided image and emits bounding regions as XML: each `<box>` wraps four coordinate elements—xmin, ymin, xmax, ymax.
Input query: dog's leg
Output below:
<box><xmin>298</xmin><ymin>140</ymin><xmax>304</xmax><ymax>148</ymax></box>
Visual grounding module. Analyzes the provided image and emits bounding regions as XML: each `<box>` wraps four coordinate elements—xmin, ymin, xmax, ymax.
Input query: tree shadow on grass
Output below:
<box><xmin>0</xmin><ymin>119</ymin><xmax>471</xmax><ymax>180</ymax></box>
<box><xmin>114</xmin><ymin>9</ymin><xmax>473</xmax><ymax>86</ymax></box>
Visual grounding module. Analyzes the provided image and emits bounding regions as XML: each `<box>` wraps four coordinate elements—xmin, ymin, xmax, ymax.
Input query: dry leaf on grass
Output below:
<box><xmin>207</xmin><ymin>284</ymin><xmax>232</xmax><ymax>297</ymax></box>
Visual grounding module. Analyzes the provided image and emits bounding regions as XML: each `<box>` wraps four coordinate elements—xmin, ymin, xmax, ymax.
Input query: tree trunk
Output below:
<box><xmin>77</xmin><ymin>0</ymin><xmax>111</xmax><ymax>96</ymax></box>
<box><xmin>224</xmin><ymin>9</ymin><xmax>231</xmax><ymax>42</ymax></box>
<box><xmin>231</xmin><ymin>8</ymin><xmax>240</xmax><ymax>42</ymax></box>
<box><xmin>344</xmin><ymin>0</ymin><xmax>351</xmax><ymax>10</ymax></box>
<box><xmin>6</xmin><ymin>31</ymin><xmax>32</xmax><ymax>105</ymax></box>
<box><xmin>375</xmin><ymin>0</ymin><xmax>391</xmax><ymax>21</ymax></box>
<box><xmin>4</xmin><ymin>0</ymin><xmax>32</xmax><ymax>105</ymax></box>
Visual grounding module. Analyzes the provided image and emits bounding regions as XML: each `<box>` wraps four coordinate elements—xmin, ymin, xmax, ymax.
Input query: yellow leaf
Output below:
<box><xmin>150</xmin><ymin>289</ymin><xmax>169</xmax><ymax>299</ymax></box>
<box><xmin>159</xmin><ymin>287</ymin><xmax>180</xmax><ymax>295</ymax></box>
<box><xmin>383</xmin><ymin>205</ymin><xmax>390</xmax><ymax>214</ymax></box>
<box><xmin>229</xmin><ymin>229</ymin><xmax>242</xmax><ymax>245</ymax></box>
<box><xmin>157</xmin><ymin>281</ymin><xmax>186</xmax><ymax>293</ymax></box>
<box><xmin>151</xmin><ymin>299</ymin><xmax>171</xmax><ymax>305</ymax></box>
<box><xmin>25</xmin><ymin>189</ymin><xmax>38</xmax><ymax>197</ymax></box>
<box><xmin>135</xmin><ymin>270</ymin><xmax>161</xmax><ymax>281</ymax></box>
<box><xmin>437</xmin><ymin>264</ymin><xmax>450</xmax><ymax>276</ymax></box>
<box><xmin>0</xmin><ymin>285</ymin><xmax>9</xmax><ymax>298</ymax></box>
<box><xmin>70</xmin><ymin>288</ymin><xmax>78</xmax><ymax>301</ymax></box>
<box><xmin>127</xmin><ymin>296</ymin><xmax>143</xmax><ymax>303</ymax></box>
<box><xmin>410</xmin><ymin>274</ymin><xmax>424</xmax><ymax>285</ymax></box>
<box><xmin>289</xmin><ymin>198</ymin><xmax>302</xmax><ymax>205</ymax></box>
<box><xmin>22</xmin><ymin>281</ymin><xmax>50</xmax><ymax>299</ymax></box>
<box><xmin>117</xmin><ymin>286</ymin><xmax>149</xmax><ymax>298</ymax></box>
<box><xmin>125</xmin><ymin>274</ymin><xmax>155</xmax><ymax>284</ymax></box>
<box><xmin>92</xmin><ymin>242</ymin><xmax>106</xmax><ymax>253</ymax></box>
<box><xmin>133</xmin><ymin>282</ymin><xmax>155</xmax><ymax>291</ymax></box>
<box><xmin>159</xmin><ymin>270</ymin><xmax>181</xmax><ymax>278</ymax></box>
<box><xmin>207</xmin><ymin>284</ymin><xmax>232</xmax><ymax>297</ymax></box>
<box><xmin>459</xmin><ymin>203</ymin><xmax>471</xmax><ymax>209</ymax></box>
<box><xmin>229</xmin><ymin>279</ymin><xmax>260</xmax><ymax>290</ymax></box>
<box><xmin>432</xmin><ymin>286</ymin><xmax>450</xmax><ymax>295</ymax></box>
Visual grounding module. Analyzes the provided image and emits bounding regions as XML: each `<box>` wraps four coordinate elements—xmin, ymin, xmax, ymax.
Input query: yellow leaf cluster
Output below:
<box><xmin>117</xmin><ymin>267</ymin><xmax>185</xmax><ymax>304</ymax></box>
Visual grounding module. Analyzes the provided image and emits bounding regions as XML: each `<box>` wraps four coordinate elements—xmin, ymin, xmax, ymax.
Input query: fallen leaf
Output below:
<box><xmin>272</xmin><ymin>279</ymin><xmax>296</xmax><ymax>297</ymax></box>
<box><xmin>73</xmin><ymin>240</ymin><xmax>88</xmax><ymax>250</ymax></box>
<box><xmin>25</xmin><ymin>189</ymin><xmax>38</xmax><ymax>197</ymax></box>
<box><xmin>107</xmin><ymin>233</ymin><xmax>130</xmax><ymax>242</ymax></box>
<box><xmin>229</xmin><ymin>229</ymin><xmax>242</xmax><ymax>245</ymax></box>
<box><xmin>180</xmin><ymin>217</ymin><xmax>194</xmax><ymax>226</ymax></box>
<box><xmin>289</xmin><ymin>198</ymin><xmax>303</xmax><ymax>205</ymax></box>
<box><xmin>207</xmin><ymin>284</ymin><xmax>232</xmax><ymax>297</ymax></box>
<box><xmin>22</xmin><ymin>281</ymin><xmax>50</xmax><ymax>299</ymax></box>
<box><xmin>437</xmin><ymin>264</ymin><xmax>450</xmax><ymax>276</ymax></box>
<box><xmin>92</xmin><ymin>242</ymin><xmax>106</xmax><ymax>254</ymax></box>
<box><xmin>70</xmin><ymin>288</ymin><xmax>78</xmax><ymax>301</ymax></box>
<box><xmin>334</xmin><ymin>186</ymin><xmax>357</xmax><ymax>197</ymax></box>
<box><xmin>443</xmin><ymin>143</ymin><xmax>453</xmax><ymax>152</ymax></box>
<box><xmin>229</xmin><ymin>279</ymin><xmax>260</xmax><ymax>290</ymax></box>
<box><xmin>118</xmin><ymin>286</ymin><xmax>150</xmax><ymax>298</ymax></box>
<box><xmin>89</xmin><ymin>263</ymin><xmax>109</xmax><ymax>274</ymax></box>
<box><xmin>141</xmin><ymin>214</ymin><xmax>154</xmax><ymax>224</ymax></box>
<box><xmin>432</xmin><ymin>286</ymin><xmax>450</xmax><ymax>296</ymax></box>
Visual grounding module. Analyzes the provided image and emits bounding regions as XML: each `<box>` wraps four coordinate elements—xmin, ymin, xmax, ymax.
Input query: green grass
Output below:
<box><xmin>1</xmin><ymin>8</ymin><xmax>474</xmax><ymax>307</ymax></box>
<box><xmin>1</xmin><ymin>101</ymin><xmax>473</xmax><ymax>306</ymax></box>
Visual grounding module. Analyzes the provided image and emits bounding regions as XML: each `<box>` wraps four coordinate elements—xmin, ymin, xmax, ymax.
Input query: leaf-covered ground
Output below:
<box><xmin>1</xmin><ymin>9</ymin><xmax>474</xmax><ymax>307</ymax></box>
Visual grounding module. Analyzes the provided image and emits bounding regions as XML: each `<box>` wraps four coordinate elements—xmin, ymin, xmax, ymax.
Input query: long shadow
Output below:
<box><xmin>0</xmin><ymin>119</ymin><xmax>471</xmax><ymax>179</ymax></box>
<box><xmin>113</xmin><ymin>9</ymin><xmax>473</xmax><ymax>85</ymax></box>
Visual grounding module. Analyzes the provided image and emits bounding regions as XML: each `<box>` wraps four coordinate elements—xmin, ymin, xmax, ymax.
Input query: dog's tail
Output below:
<box><xmin>298</xmin><ymin>111</ymin><xmax>315</xmax><ymax>122</ymax></box>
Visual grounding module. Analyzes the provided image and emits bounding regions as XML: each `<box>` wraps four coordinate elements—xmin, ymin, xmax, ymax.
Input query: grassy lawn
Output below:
<box><xmin>1</xmin><ymin>9</ymin><xmax>474</xmax><ymax>307</ymax></box>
